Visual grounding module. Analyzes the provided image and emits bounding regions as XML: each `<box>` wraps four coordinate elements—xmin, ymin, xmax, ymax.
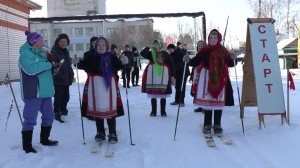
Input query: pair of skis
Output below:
<box><xmin>203</xmin><ymin>133</ymin><xmax>232</xmax><ymax>147</ymax></box>
<box><xmin>90</xmin><ymin>141</ymin><xmax>115</xmax><ymax>157</ymax></box>
<box><xmin>200</xmin><ymin>125</ymin><xmax>232</xmax><ymax>147</ymax></box>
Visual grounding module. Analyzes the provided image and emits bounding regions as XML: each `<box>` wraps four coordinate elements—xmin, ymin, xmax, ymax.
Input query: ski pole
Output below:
<box><xmin>74</xmin><ymin>54</ymin><xmax>86</xmax><ymax>144</ymax></box>
<box><xmin>173</xmin><ymin>61</ymin><xmax>187</xmax><ymax>141</ymax></box>
<box><xmin>233</xmin><ymin>59</ymin><xmax>244</xmax><ymax>134</ymax></box>
<box><xmin>124</xmin><ymin>66</ymin><xmax>135</xmax><ymax>146</ymax></box>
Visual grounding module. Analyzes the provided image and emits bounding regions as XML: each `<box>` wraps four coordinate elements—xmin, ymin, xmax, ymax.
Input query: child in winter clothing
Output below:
<box><xmin>140</xmin><ymin>39</ymin><xmax>175</xmax><ymax>117</ymax></box>
<box><xmin>79</xmin><ymin>37</ymin><xmax>127</xmax><ymax>143</ymax></box>
<box><xmin>19</xmin><ymin>31</ymin><xmax>58</xmax><ymax>153</ymax></box>
<box><xmin>183</xmin><ymin>29</ymin><xmax>234</xmax><ymax>135</ymax></box>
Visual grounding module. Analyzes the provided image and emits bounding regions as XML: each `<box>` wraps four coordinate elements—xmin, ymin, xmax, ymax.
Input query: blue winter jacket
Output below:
<box><xmin>19</xmin><ymin>43</ymin><xmax>54</xmax><ymax>99</ymax></box>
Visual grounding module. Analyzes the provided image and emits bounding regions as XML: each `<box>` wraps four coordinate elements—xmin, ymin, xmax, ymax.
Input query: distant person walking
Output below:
<box><xmin>121</xmin><ymin>44</ymin><xmax>133</xmax><ymax>88</ymax></box>
<box><xmin>131</xmin><ymin>46</ymin><xmax>141</xmax><ymax>86</ymax></box>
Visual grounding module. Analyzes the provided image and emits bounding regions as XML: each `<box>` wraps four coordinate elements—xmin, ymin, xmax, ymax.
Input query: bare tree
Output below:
<box><xmin>247</xmin><ymin>0</ymin><xmax>299</xmax><ymax>34</ymax></box>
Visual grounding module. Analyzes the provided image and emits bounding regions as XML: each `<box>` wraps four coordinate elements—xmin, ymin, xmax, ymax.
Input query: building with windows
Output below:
<box><xmin>29</xmin><ymin>18</ymin><xmax>153</xmax><ymax>58</ymax></box>
<box><xmin>0</xmin><ymin>0</ymin><xmax>41</xmax><ymax>83</ymax></box>
<box><xmin>47</xmin><ymin>0</ymin><xmax>106</xmax><ymax>17</ymax></box>
<box><xmin>29</xmin><ymin>0</ymin><xmax>154</xmax><ymax>58</ymax></box>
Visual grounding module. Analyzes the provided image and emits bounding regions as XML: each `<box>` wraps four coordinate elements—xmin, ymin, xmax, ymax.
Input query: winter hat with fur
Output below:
<box><xmin>55</xmin><ymin>33</ymin><xmax>70</xmax><ymax>46</ymax></box>
<box><xmin>167</xmin><ymin>44</ymin><xmax>176</xmax><ymax>49</ymax></box>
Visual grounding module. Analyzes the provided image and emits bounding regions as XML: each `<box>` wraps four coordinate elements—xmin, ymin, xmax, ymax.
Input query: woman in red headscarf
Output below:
<box><xmin>184</xmin><ymin>29</ymin><xmax>234</xmax><ymax>135</ymax></box>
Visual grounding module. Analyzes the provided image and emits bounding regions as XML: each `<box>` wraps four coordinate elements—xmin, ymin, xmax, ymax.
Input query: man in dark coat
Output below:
<box><xmin>168</xmin><ymin>43</ymin><xmax>190</xmax><ymax>106</ymax></box>
<box><xmin>51</xmin><ymin>33</ymin><xmax>74</xmax><ymax>123</ymax></box>
<box><xmin>131</xmin><ymin>46</ymin><xmax>141</xmax><ymax>86</ymax></box>
<box><xmin>121</xmin><ymin>44</ymin><xmax>134</xmax><ymax>88</ymax></box>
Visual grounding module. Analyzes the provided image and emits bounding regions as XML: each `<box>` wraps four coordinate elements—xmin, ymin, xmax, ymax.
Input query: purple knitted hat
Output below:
<box><xmin>25</xmin><ymin>30</ymin><xmax>43</xmax><ymax>46</ymax></box>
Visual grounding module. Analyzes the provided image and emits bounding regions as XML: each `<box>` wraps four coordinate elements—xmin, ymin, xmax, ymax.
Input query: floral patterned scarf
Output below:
<box><xmin>207</xmin><ymin>29</ymin><xmax>227</xmax><ymax>99</ymax></box>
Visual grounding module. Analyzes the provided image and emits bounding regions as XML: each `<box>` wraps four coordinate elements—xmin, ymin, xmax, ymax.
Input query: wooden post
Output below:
<box><xmin>5</xmin><ymin>73</ymin><xmax>23</xmax><ymax>124</ymax></box>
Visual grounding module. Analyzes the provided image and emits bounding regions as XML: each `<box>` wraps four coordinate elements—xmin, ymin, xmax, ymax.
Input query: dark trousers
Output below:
<box><xmin>151</xmin><ymin>98</ymin><xmax>166</xmax><ymax>114</ymax></box>
<box><xmin>122</xmin><ymin>68</ymin><xmax>131</xmax><ymax>87</ymax></box>
<box><xmin>95</xmin><ymin>118</ymin><xmax>116</xmax><ymax>134</ymax></box>
<box><xmin>204</xmin><ymin>110</ymin><xmax>222</xmax><ymax>126</ymax></box>
<box><xmin>175</xmin><ymin>72</ymin><xmax>188</xmax><ymax>103</ymax></box>
<box><xmin>131</xmin><ymin>66</ymin><xmax>139</xmax><ymax>85</ymax></box>
<box><xmin>54</xmin><ymin>85</ymin><xmax>70</xmax><ymax>113</ymax></box>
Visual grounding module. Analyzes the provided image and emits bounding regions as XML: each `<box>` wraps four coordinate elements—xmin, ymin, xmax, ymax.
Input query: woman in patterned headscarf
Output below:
<box><xmin>140</xmin><ymin>39</ymin><xmax>175</xmax><ymax>117</ymax></box>
<box><xmin>184</xmin><ymin>29</ymin><xmax>234</xmax><ymax>135</ymax></box>
<box><xmin>79</xmin><ymin>37</ymin><xmax>127</xmax><ymax>144</ymax></box>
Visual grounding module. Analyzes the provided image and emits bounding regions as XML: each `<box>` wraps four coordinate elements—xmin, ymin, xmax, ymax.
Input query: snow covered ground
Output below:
<box><xmin>1</xmin><ymin>62</ymin><xmax>300</xmax><ymax>168</ymax></box>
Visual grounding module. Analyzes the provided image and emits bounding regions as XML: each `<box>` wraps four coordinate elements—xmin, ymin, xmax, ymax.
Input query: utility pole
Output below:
<box><xmin>258</xmin><ymin>0</ymin><xmax>262</xmax><ymax>18</ymax></box>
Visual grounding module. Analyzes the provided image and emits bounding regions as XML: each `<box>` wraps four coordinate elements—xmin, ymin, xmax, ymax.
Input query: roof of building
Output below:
<box><xmin>17</xmin><ymin>0</ymin><xmax>42</xmax><ymax>10</ymax></box>
<box><xmin>277</xmin><ymin>38</ymin><xmax>297</xmax><ymax>49</ymax></box>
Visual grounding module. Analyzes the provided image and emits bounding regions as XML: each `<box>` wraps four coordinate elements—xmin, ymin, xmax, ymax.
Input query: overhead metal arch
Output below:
<box><xmin>29</xmin><ymin>11</ymin><xmax>206</xmax><ymax>40</ymax></box>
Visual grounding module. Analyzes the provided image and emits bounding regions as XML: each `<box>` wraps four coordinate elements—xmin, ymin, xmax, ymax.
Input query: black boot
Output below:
<box><xmin>160</xmin><ymin>98</ymin><xmax>167</xmax><ymax>117</ymax></box>
<box><xmin>95</xmin><ymin>119</ymin><xmax>106</xmax><ymax>141</ymax></box>
<box><xmin>40</xmin><ymin>126</ymin><xmax>58</xmax><ymax>146</ymax></box>
<box><xmin>107</xmin><ymin>118</ymin><xmax>118</xmax><ymax>144</ymax></box>
<box><xmin>213</xmin><ymin>110</ymin><xmax>223</xmax><ymax>134</ymax></box>
<box><xmin>55</xmin><ymin>112</ymin><xmax>64</xmax><ymax>123</ymax></box>
<box><xmin>203</xmin><ymin>110</ymin><xmax>212</xmax><ymax>134</ymax></box>
<box><xmin>22</xmin><ymin>130</ymin><xmax>37</xmax><ymax>153</ymax></box>
<box><xmin>150</xmin><ymin>99</ymin><xmax>157</xmax><ymax>116</ymax></box>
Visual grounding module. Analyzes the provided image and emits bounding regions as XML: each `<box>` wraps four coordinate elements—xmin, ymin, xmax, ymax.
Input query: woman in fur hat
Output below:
<box><xmin>183</xmin><ymin>29</ymin><xmax>234</xmax><ymax>135</ymax></box>
<box><xmin>51</xmin><ymin>33</ymin><xmax>74</xmax><ymax>123</ymax></box>
<box><xmin>140</xmin><ymin>39</ymin><xmax>175</xmax><ymax>117</ymax></box>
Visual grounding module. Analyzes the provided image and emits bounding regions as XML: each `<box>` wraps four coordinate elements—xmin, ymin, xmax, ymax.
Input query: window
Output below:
<box><xmin>76</xmin><ymin>44</ymin><xmax>84</xmax><ymax>51</ymax></box>
<box><xmin>65</xmin><ymin>28</ymin><xmax>72</xmax><ymax>36</ymax></box>
<box><xmin>128</xmin><ymin>26</ymin><xmax>136</xmax><ymax>34</ymax></box>
<box><xmin>106</xmin><ymin>28</ymin><xmax>118</xmax><ymax>35</ymax></box>
<box><xmin>67</xmin><ymin>44</ymin><xmax>73</xmax><ymax>52</ymax></box>
<box><xmin>75</xmin><ymin>28</ymin><xmax>83</xmax><ymax>36</ymax></box>
<box><xmin>53</xmin><ymin>29</ymin><xmax>62</xmax><ymax>38</ymax></box>
<box><xmin>86</xmin><ymin>27</ymin><xmax>94</xmax><ymax>36</ymax></box>
<box><xmin>64</xmin><ymin>0</ymin><xmax>79</xmax><ymax>4</ymax></box>
<box><xmin>36</xmin><ymin>29</ymin><xmax>48</xmax><ymax>38</ymax></box>
<box><xmin>96</xmin><ymin>27</ymin><xmax>103</xmax><ymax>36</ymax></box>
<box><xmin>139</xmin><ymin>25</ymin><xmax>145</xmax><ymax>33</ymax></box>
